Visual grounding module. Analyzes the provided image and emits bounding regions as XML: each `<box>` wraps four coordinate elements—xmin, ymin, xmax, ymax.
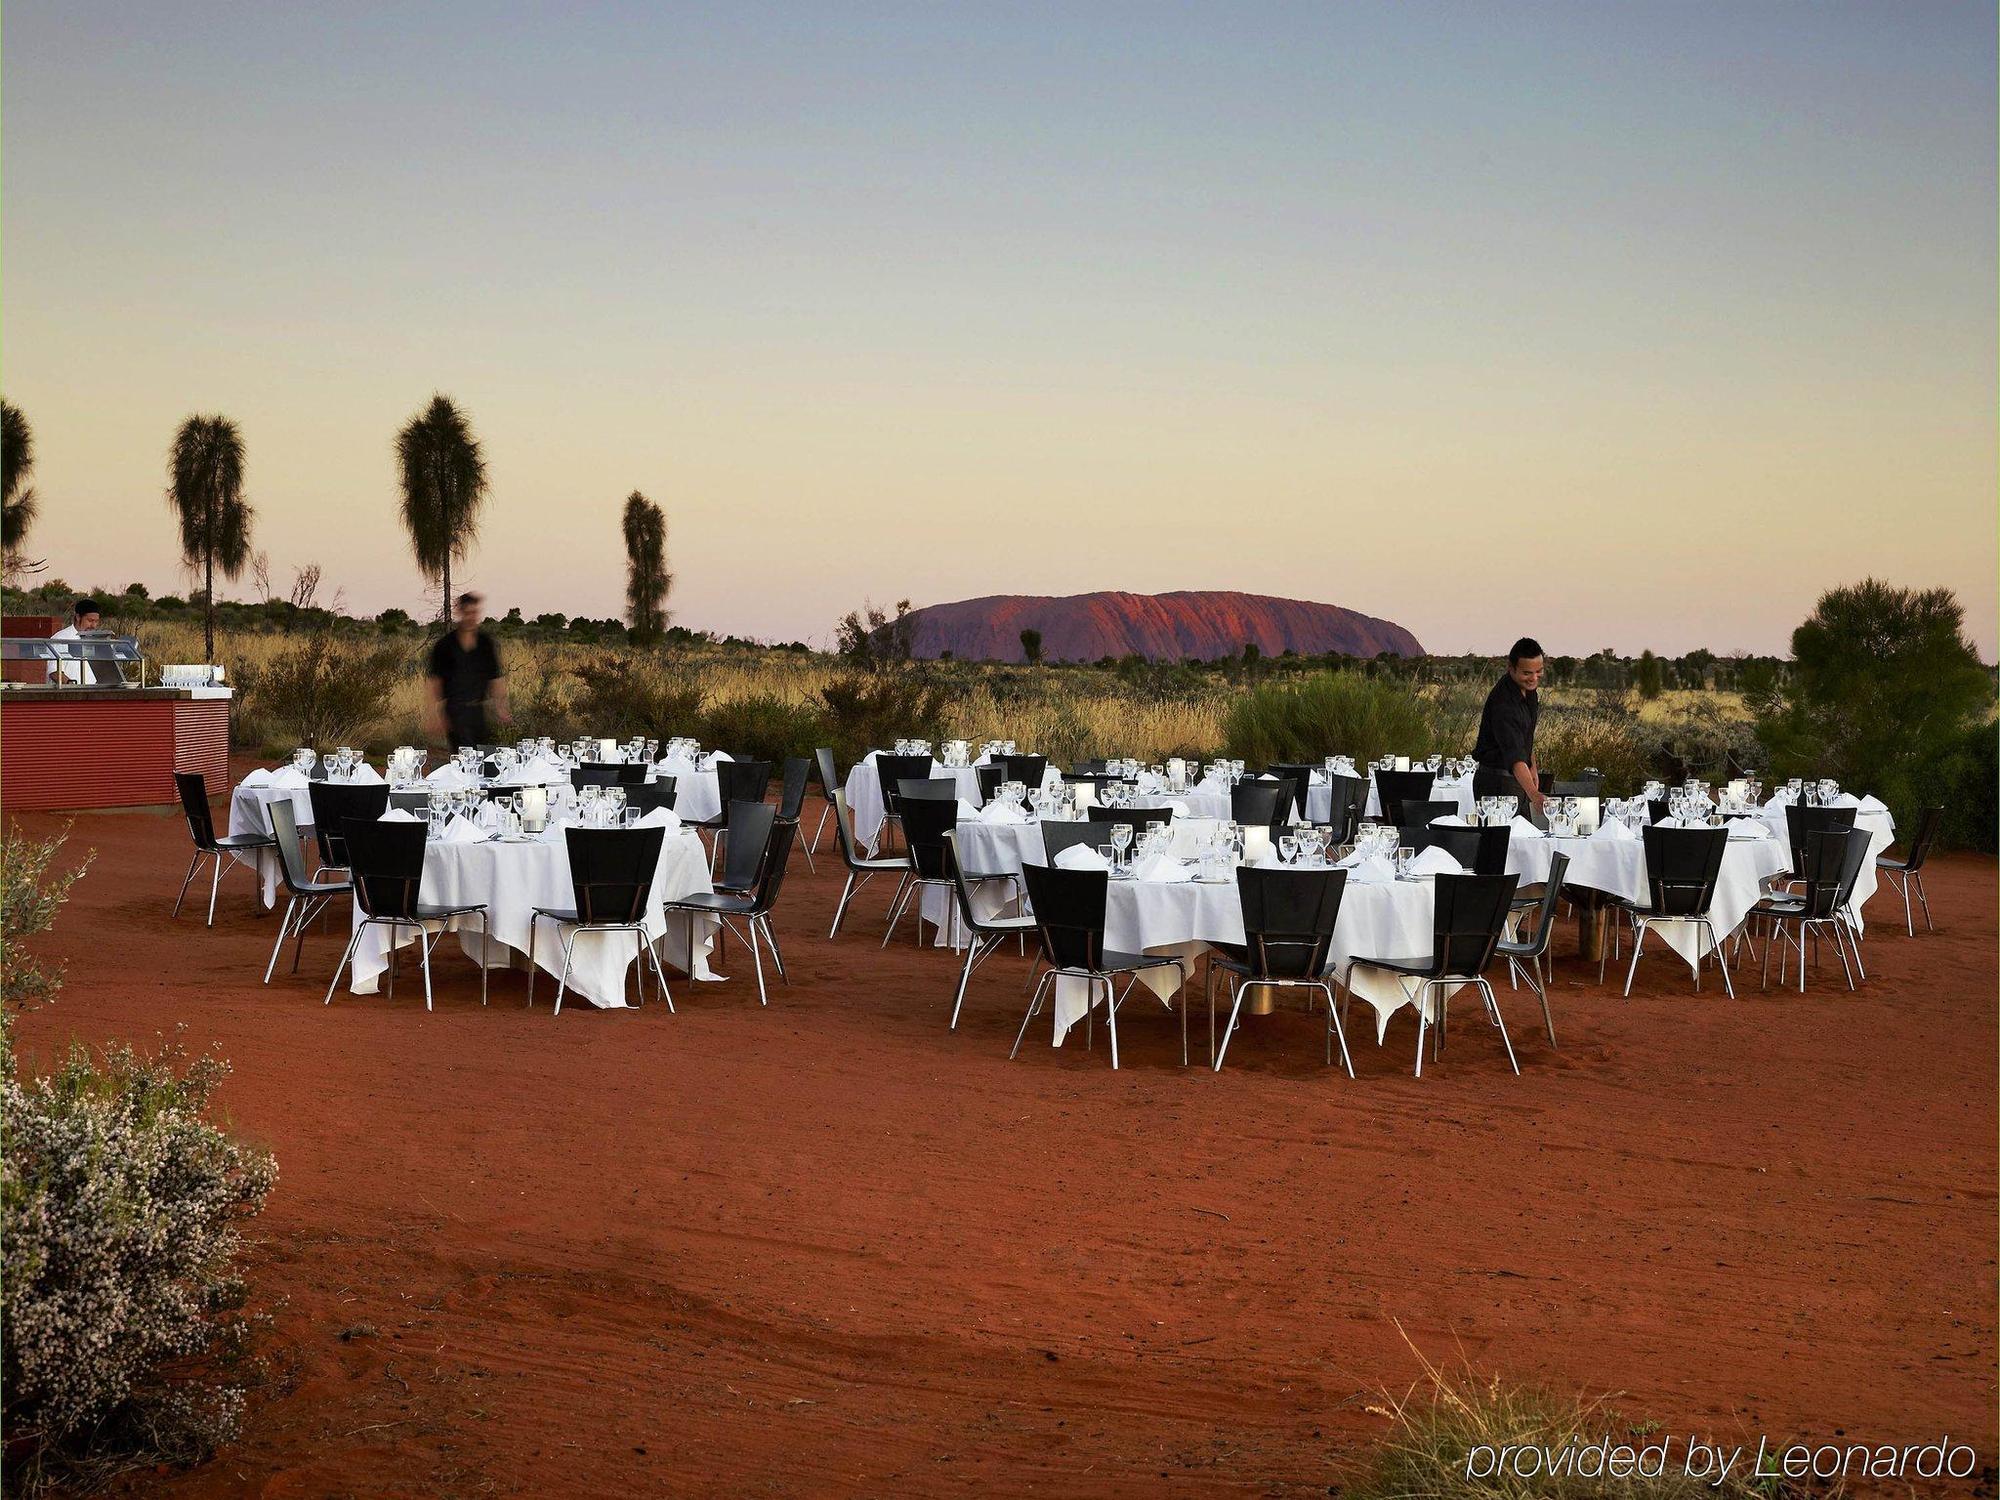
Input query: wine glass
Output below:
<box><xmin>1279</xmin><ymin>833</ymin><xmax>1299</xmax><ymax>865</ymax></box>
<box><xmin>1109</xmin><ymin>823</ymin><xmax>1133</xmax><ymax>871</ymax></box>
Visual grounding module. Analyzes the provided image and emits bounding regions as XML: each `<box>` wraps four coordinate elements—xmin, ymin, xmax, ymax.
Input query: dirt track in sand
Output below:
<box><xmin>8</xmin><ymin>779</ymin><xmax>1996</xmax><ymax>1498</ymax></box>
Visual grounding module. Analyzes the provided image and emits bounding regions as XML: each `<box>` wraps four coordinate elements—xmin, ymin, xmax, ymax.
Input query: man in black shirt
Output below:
<box><xmin>1472</xmin><ymin>636</ymin><xmax>1545</xmax><ymax>814</ymax></box>
<box><xmin>426</xmin><ymin>593</ymin><xmax>510</xmax><ymax>751</ymax></box>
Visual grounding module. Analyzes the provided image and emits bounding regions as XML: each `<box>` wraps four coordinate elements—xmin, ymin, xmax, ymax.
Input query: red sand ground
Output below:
<box><xmin>9</xmin><ymin>780</ymin><xmax>1996</xmax><ymax>1498</ymax></box>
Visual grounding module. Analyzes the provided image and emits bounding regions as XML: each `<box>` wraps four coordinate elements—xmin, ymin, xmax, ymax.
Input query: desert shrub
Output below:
<box><xmin>569</xmin><ymin>653</ymin><xmax>707</xmax><ymax>742</ymax></box>
<box><xmin>2</xmin><ymin>1037</ymin><xmax>276</xmax><ymax>1491</ymax></box>
<box><xmin>1533</xmin><ymin>711</ymin><xmax>1653</xmax><ymax>793</ymax></box>
<box><xmin>700</xmin><ymin>694</ymin><xmax>830</xmax><ymax>764</ymax></box>
<box><xmin>1910</xmin><ymin>716</ymin><xmax>1999</xmax><ymax>853</ymax></box>
<box><xmin>1756</xmin><ymin>579</ymin><xmax>1995</xmax><ymax>835</ymax></box>
<box><xmin>235</xmin><ymin>628</ymin><xmax>410</xmax><ymax>748</ymax></box>
<box><xmin>817</xmin><ymin>669</ymin><xmax>955</xmax><ymax>767</ymax></box>
<box><xmin>1221</xmin><ymin>673</ymin><xmax>1433</xmax><ymax>766</ymax></box>
<box><xmin>1</xmin><ymin>829</ymin><xmax>92</xmax><ymax>1025</ymax></box>
<box><xmin>506</xmin><ymin>655</ymin><xmax>584</xmax><ymax>743</ymax></box>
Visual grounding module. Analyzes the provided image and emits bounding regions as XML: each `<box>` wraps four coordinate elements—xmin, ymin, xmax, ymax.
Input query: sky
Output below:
<box><xmin>4</xmin><ymin>2</ymin><xmax>1994</xmax><ymax>656</ymax></box>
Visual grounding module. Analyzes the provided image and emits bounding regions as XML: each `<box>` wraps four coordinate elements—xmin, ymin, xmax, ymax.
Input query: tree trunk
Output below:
<box><xmin>442</xmin><ymin>554</ymin><xmax>452</xmax><ymax>623</ymax></box>
<box><xmin>204</xmin><ymin>547</ymin><xmax>215</xmax><ymax>664</ymax></box>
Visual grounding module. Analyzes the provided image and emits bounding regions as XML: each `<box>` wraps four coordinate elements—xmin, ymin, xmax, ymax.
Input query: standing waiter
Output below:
<box><xmin>1473</xmin><ymin>637</ymin><xmax>1546</xmax><ymax>815</ymax></box>
<box><xmin>426</xmin><ymin>592</ymin><xmax>510</xmax><ymax>751</ymax></box>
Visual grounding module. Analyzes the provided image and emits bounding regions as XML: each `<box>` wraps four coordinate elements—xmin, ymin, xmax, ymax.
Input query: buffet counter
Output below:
<box><xmin>0</xmin><ymin>685</ymin><xmax>233</xmax><ymax>810</ymax></box>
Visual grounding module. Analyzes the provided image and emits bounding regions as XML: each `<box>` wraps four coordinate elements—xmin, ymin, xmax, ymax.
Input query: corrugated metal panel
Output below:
<box><xmin>0</xmin><ymin>698</ymin><xmax>220</xmax><ymax>810</ymax></box>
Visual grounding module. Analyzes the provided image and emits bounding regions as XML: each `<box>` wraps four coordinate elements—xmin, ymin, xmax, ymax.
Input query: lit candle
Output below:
<box><xmin>519</xmin><ymin>785</ymin><xmax>547</xmax><ymax>831</ymax></box>
<box><xmin>598</xmin><ymin>738</ymin><xmax>617</xmax><ymax>762</ymax></box>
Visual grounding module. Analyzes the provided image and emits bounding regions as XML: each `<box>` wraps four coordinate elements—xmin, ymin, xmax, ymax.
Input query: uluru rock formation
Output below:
<box><xmin>897</xmin><ymin>591</ymin><xmax>1422</xmax><ymax>663</ymax></box>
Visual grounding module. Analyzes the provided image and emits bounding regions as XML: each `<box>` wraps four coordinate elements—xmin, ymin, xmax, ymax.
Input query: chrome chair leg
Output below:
<box><xmin>879</xmin><ymin>873</ymin><xmax>914</xmax><ymax>948</ymax></box>
<box><xmin>1482</xmin><ymin>978</ymin><xmax>1519</xmax><ymax>1075</ymax></box>
<box><xmin>809</xmin><ymin>801</ymin><xmax>832</xmax><ymax>855</ymax></box>
<box><xmin>173</xmin><ymin>852</ymin><xmax>203</xmax><ymax>918</ymax></box>
<box><xmin>1318</xmin><ymin>979</ymin><xmax>1355</xmax><ymax>1077</ymax></box>
<box><xmin>1622</xmin><ymin>919</ymin><xmax>1649</xmax><ymax>997</ymax></box>
<box><xmin>1914</xmin><ymin>871</ymin><xmax>1933</xmax><ymax>931</ymax></box>
<box><xmin>1011</xmin><ymin>970</ymin><xmax>1054</xmax><ymax>1059</ymax></box>
<box><xmin>552</xmin><ymin>931</ymin><xmax>578</xmax><ymax>1015</ymax></box>
<box><xmin>323</xmin><ymin>923</ymin><xmax>366</xmax><ymax>1005</ymax></box>
<box><xmin>747</xmin><ymin>917</ymin><xmax>769</xmax><ymax>1005</ymax></box>
<box><xmin>206</xmin><ymin>853</ymin><xmax>224</xmax><ymax>927</ymax></box>
<box><xmin>761</xmin><ymin>916</ymin><xmax>788</xmax><ymax>983</ymax></box>
<box><xmin>419</xmin><ymin>921</ymin><xmax>435</xmax><ymax>1011</ymax></box>
<box><xmin>264</xmin><ymin>896</ymin><xmax>298</xmax><ymax>984</ymax></box>
<box><xmin>646</xmin><ymin>935</ymin><xmax>675</xmax><ymax>1013</ymax></box>
<box><xmin>950</xmin><ymin>933</ymin><xmax>986</xmax><ymax>1029</ymax></box>
<box><xmin>527</xmin><ymin>915</ymin><xmax>541</xmax><ymax>1007</ymax></box>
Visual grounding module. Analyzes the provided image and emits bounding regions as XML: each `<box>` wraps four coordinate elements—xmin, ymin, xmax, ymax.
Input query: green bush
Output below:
<box><xmin>569</xmin><ymin>653</ymin><xmax>706</xmax><ymax>743</ymax></box>
<box><xmin>1221</xmin><ymin>673</ymin><xmax>1433</xmax><ymax>766</ymax></box>
<box><xmin>235</xmin><ymin>628</ymin><xmax>411</xmax><ymax>749</ymax></box>
<box><xmin>1533</xmin><ymin>711</ymin><xmax>1653</xmax><ymax>794</ymax></box>
<box><xmin>817</xmin><ymin>669</ymin><xmax>954</xmax><ymax>768</ymax></box>
<box><xmin>700</xmin><ymin>694</ymin><xmax>830</xmax><ymax>765</ymax></box>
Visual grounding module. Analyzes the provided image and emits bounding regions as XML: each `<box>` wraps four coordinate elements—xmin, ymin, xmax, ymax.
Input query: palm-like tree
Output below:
<box><xmin>395</xmin><ymin>395</ymin><xmax>488</xmax><ymax>617</ymax></box>
<box><xmin>166</xmin><ymin>414</ymin><xmax>255</xmax><ymax>662</ymax></box>
<box><xmin>622</xmin><ymin>490</ymin><xmax>672</xmax><ymax>644</ymax></box>
<box><xmin>2</xmin><ymin>399</ymin><xmax>42</xmax><ymax>574</ymax></box>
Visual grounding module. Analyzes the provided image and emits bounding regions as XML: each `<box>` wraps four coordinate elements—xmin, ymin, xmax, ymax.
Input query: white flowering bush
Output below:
<box><xmin>2</xmin><ymin>831</ymin><xmax>276</xmax><ymax>1491</ymax></box>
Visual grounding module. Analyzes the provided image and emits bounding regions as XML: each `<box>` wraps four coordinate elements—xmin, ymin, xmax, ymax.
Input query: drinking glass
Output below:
<box><xmin>1109</xmin><ymin>823</ymin><xmax>1133</xmax><ymax>868</ymax></box>
<box><xmin>1279</xmin><ymin>834</ymin><xmax>1299</xmax><ymax>865</ymax></box>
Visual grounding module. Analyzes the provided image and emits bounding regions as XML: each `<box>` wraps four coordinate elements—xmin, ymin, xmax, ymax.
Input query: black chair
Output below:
<box><xmin>1612</xmin><ymin>826</ymin><xmax>1733</xmax><ymax>997</ymax></box>
<box><xmin>872</xmin><ymin>752</ymin><xmax>934</xmax><ymax>851</ymax></box>
<box><xmin>996</xmin><ymin>753</ymin><xmax>1047</xmax><ymax>790</ymax></box>
<box><xmin>1781</xmin><ymin>804</ymin><xmax>1856</xmax><ymax>884</ymax></box>
<box><xmin>1037</xmin><ymin>820</ymin><xmax>1106</xmax><ymax>864</ymax></box>
<box><xmin>1876</xmin><ymin>805</ymin><xmax>1941</xmax><ymax>935</ymax></box>
<box><xmin>777</xmin><ymin>757</ymin><xmax>814</xmax><ymax>871</ymax></box>
<box><xmin>575</xmin><ymin>761</ymin><xmax>647</xmax><ymax>788</ymax></box>
<box><xmin>261</xmin><ymin>798</ymin><xmax>352</xmax><ymax>984</ymax></box>
<box><xmin>528</xmin><ymin>826</ymin><xmax>672</xmax><ymax>1015</ymax></box>
<box><xmin>974</xmin><ymin>764</ymin><xmax>1006</xmax><ymax>802</ymax></box>
<box><xmin>172</xmin><ymin>771</ymin><xmax>275</xmax><ymax>926</ymax></box>
<box><xmin>1086</xmin><ymin>805</ymin><xmax>1174</xmax><ymax>831</ymax></box>
<box><xmin>827</xmin><ymin>790</ymin><xmax>907</xmax><ymax>938</ymax></box>
<box><xmin>1422</xmin><ymin>823</ymin><xmax>1511</xmax><ymax>876</ymax></box>
<box><xmin>1750</xmin><ymin>827</ymin><xmax>1872</xmax><ymax>992</ymax></box>
<box><xmin>626</xmin><ymin>778</ymin><xmax>677</xmax><ymax>816</ymax></box>
<box><xmin>1401</xmin><ymin>799</ymin><xmax>1459</xmax><ymax>829</ymax></box>
<box><xmin>1013</xmin><ymin>863</ymin><xmax>1189</xmax><ymax>1069</ymax></box>
<box><xmin>387</xmin><ymin>789</ymin><xmax>431</xmax><ymax>816</ymax></box>
<box><xmin>663</xmin><ymin>820</ymin><xmax>797</xmax><ymax>1006</ymax></box>
<box><xmin>1374</xmin><ymin>769</ymin><xmax>1436</xmax><ymax>824</ymax></box>
<box><xmin>713</xmin><ymin>799</ymin><xmax>778</xmax><ymax>899</ymax></box>
<box><xmin>1494</xmin><ymin>850</ymin><xmax>1567</xmax><ymax>1047</ymax></box>
<box><xmin>1230</xmin><ymin>780</ymin><xmax>1290</xmax><ymax>831</ymax></box>
<box><xmin>705</xmin><ymin>762</ymin><xmax>776</xmax><ymax>873</ymax></box>
<box><xmin>1349</xmin><ymin>872</ymin><xmax>1521</xmax><ymax>1076</ymax></box>
<box><xmin>944</xmin><ymin>833</ymin><xmax>1037</xmax><ymax>1029</ymax></box>
<box><xmin>323</xmin><ymin>818</ymin><xmax>489</xmax><ymax>1010</ymax></box>
<box><xmin>883</xmin><ymin>796</ymin><xmax>959</xmax><ymax>947</ymax></box>
<box><xmin>1322</xmin><ymin>772</ymin><xmax>1367</xmax><ymax>844</ymax></box>
<box><xmin>1268</xmin><ymin>765</ymin><xmax>1317</xmax><ymax>827</ymax></box>
<box><xmin>808</xmin><ymin>747</ymin><xmax>844</xmax><ymax>857</ymax></box>
<box><xmin>306</xmin><ymin>781</ymin><xmax>392</xmax><ymax>874</ymax></box>
<box><xmin>896</xmin><ymin>776</ymin><xmax>961</xmax><ymax>803</ymax></box>
<box><xmin>1551</xmin><ymin>776</ymin><xmax>1603</xmax><ymax>799</ymax></box>
<box><xmin>1207</xmin><ymin>866</ymin><xmax>1352</xmax><ymax>1075</ymax></box>
<box><xmin>1646</xmin><ymin>797</ymin><xmax>1671</xmax><ymax>828</ymax></box>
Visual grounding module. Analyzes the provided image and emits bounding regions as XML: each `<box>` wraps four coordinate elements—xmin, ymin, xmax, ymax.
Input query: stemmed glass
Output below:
<box><xmin>1109</xmin><ymin>823</ymin><xmax>1134</xmax><ymax>872</ymax></box>
<box><xmin>1279</xmin><ymin>833</ymin><xmax>1299</xmax><ymax>865</ymax></box>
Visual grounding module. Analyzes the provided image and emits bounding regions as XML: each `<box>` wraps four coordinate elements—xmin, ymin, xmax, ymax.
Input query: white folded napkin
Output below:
<box><xmin>270</xmin><ymin>766</ymin><xmax>308</xmax><ymax>789</ymax></box>
<box><xmin>1510</xmin><ymin>815</ymin><xmax>1542</xmax><ymax>839</ymax></box>
<box><xmin>1858</xmin><ymin>794</ymin><xmax>1888</xmax><ymax>814</ymax></box>
<box><xmin>1431</xmin><ymin>813</ymin><xmax>1471</xmax><ymax>827</ymax></box>
<box><xmin>636</xmin><ymin>807</ymin><xmax>681</xmax><ymax>830</ymax></box>
<box><xmin>1592</xmin><ymin>817</ymin><xmax>1636</xmax><ymax>842</ymax></box>
<box><xmin>1344</xmin><ymin>854</ymin><xmax>1396</xmax><ymax>885</ymax></box>
<box><xmin>441</xmin><ymin>815</ymin><xmax>487</xmax><ymax>844</ymax></box>
<box><xmin>426</xmin><ymin>764</ymin><xmax>471</xmax><ymax>789</ymax></box>
<box><xmin>1727</xmin><ymin>820</ymin><xmax>1768</xmax><ymax>840</ymax></box>
<box><xmin>979</xmin><ymin>801</ymin><xmax>1027</xmax><ymax>825</ymax></box>
<box><xmin>955</xmin><ymin>799</ymin><xmax>983</xmax><ymax>822</ymax></box>
<box><xmin>347</xmin><ymin>762</ymin><xmax>384</xmax><ymax>784</ymax></box>
<box><xmin>1053</xmin><ymin>844</ymin><xmax>1110</xmax><ymax>872</ymax></box>
<box><xmin>1134</xmin><ymin>852</ymin><xmax>1192</xmax><ymax>883</ymax></box>
<box><xmin>1162</xmin><ymin>799</ymin><xmax>1191</xmax><ymax>817</ymax></box>
<box><xmin>709</xmin><ymin>750</ymin><xmax>734</xmax><ymax>763</ymax></box>
<box><xmin>241</xmin><ymin>768</ymin><xmax>272</xmax><ymax>788</ymax></box>
<box><xmin>1829</xmin><ymin>792</ymin><xmax>1860</xmax><ymax>808</ymax></box>
<box><xmin>379</xmin><ymin>808</ymin><xmax>420</xmax><ymax>822</ymax></box>
<box><xmin>1407</xmin><ymin>845</ymin><xmax>1463</xmax><ymax>877</ymax></box>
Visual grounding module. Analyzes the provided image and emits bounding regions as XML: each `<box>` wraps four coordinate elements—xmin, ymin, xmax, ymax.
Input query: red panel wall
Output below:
<box><xmin>2</xmin><ymin>698</ymin><xmax>229</xmax><ymax>810</ymax></box>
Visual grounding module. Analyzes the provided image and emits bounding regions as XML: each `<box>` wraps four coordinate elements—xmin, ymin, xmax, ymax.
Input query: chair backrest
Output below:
<box><xmin>1783</xmin><ymin>804</ymin><xmax>1856</xmax><ymax>877</ymax></box>
<box><xmin>1550</xmin><ymin>776</ymin><xmax>1603</xmax><ymax>798</ymax></box>
<box><xmin>1639</xmin><ymin>825</ymin><xmax>1727</xmax><ymax>917</ymax></box>
<box><xmin>308</xmin><ymin>782</ymin><xmax>391</xmax><ymax>869</ymax></box>
<box><xmin>387</xmin><ymin>789</ymin><xmax>430</xmax><ymax>816</ymax></box>
<box><xmin>1507</xmin><ymin>850</ymin><xmax>1570</xmax><ymax>959</ymax></box>
<box><xmin>1646</xmin><ymin>797</ymin><xmax>1670</xmax><ymax>827</ymax></box>
<box><xmin>899</xmin><ymin>795</ymin><xmax>959</xmax><ymax>879</ymax></box>
<box><xmin>266</xmin><ymin>797</ymin><xmax>318</xmax><ymax>896</ymax></box>
<box><xmin>1230</xmin><ymin>780</ymin><xmax>1288</xmax><ymax>829</ymax></box>
<box><xmin>562</xmin><ymin>825</ymin><xmax>666</xmax><ymax>925</ymax></box>
<box><xmin>174</xmin><ymin>771</ymin><xmax>218</xmax><ymax>850</ymax></box>
<box><xmin>1429</xmin><ymin>873</ymin><xmax>1519</xmax><ymax>978</ymax></box>
<box><xmin>1037</xmin><ymin>820</ymin><xmax>1104</xmax><ymax>864</ymax></box>
<box><xmin>1902</xmin><ymin>805</ymin><xmax>1943</xmax><ymax>872</ymax></box>
<box><xmin>1071</xmin><ymin>759</ymin><xmax>1108</xmax><ymax>775</ymax></box>
<box><xmin>746</xmin><ymin>819</ymin><xmax>798</xmax><ymax>917</ymax></box>
<box><xmin>829</xmin><ymin>790</ymin><xmax>874</xmax><ymax>870</ymax></box>
<box><xmin>777</xmin><ymin>757</ymin><xmax>812</xmax><ymax>820</ymax></box>
<box><xmin>974</xmin><ymin>764</ymin><xmax>1005</xmax><ymax>801</ymax></box>
<box><xmin>1323</xmin><ymin>773</ymin><xmax>1367</xmax><ymax>843</ymax></box>
<box><xmin>1420</xmin><ymin>825</ymin><xmax>1481</xmax><ymax>869</ymax></box>
<box><xmin>1404</xmin><ymin>799</ymin><xmax>1458</xmax><ymax>827</ymax></box>
<box><xmin>874</xmin><ymin>753</ymin><xmax>933</xmax><ymax>812</ymax></box>
<box><xmin>1471</xmin><ymin>767</ymin><xmax>1514</xmax><ymax>801</ymax></box>
<box><xmin>1020</xmin><ymin>861</ymin><xmax>1109</xmax><ymax>971</ymax></box>
<box><xmin>1236</xmin><ymin>866</ymin><xmax>1347</xmax><ymax>980</ymax></box>
<box><xmin>720</xmin><ymin>799</ymin><xmax>778</xmax><ymax>891</ymax></box>
<box><xmin>716</xmin><ymin>759</ymin><xmax>773</xmax><ymax>806</ymax></box>
<box><xmin>813</xmin><ymin>747</ymin><xmax>842</xmax><ymax>798</ymax></box>
<box><xmin>342</xmin><ymin>817</ymin><xmax>428</xmax><ymax>921</ymax></box>
<box><xmin>1086</xmin><ymin>805</ymin><xmax>1174</xmax><ymax>830</ymax></box>
<box><xmin>942</xmin><ymin>833</ymin><xmax>1018</xmax><ymax>935</ymax></box>
<box><xmin>897</xmin><ymin>777</ymin><xmax>960</xmax><ymax>803</ymax></box>
<box><xmin>1468</xmin><ymin>823</ymin><xmax>1512</xmax><ymax>876</ymax></box>
<box><xmin>1795</xmin><ymin>826</ymin><xmax>1872</xmax><ymax>919</ymax></box>
<box><xmin>573</xmin><ymin>762</ymin><xmax>627</xmax><ymax>788</ymax></box>
<box><xmin>626</xmin><ymin>778</ymin><xmax>677</xmax><ymax>816</ymax></box>
<box><xmin>1268</xmin><ymin>765</ymin><xmax>1316</xmax><ymax>828</ymax></box>
<box><xmin>1375</xmin><ymin>769</ymin><xmax>1437</xmax><ymax>823</ymax></box>
<box><xmin>996</xmin><ymin>753</ymin><xmax>1047</xmax><ymax>789</ymax></box>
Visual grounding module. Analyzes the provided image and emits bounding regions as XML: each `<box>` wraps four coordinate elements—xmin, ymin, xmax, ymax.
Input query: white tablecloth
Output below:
<box><xmin>346</xmin><ymin>827</ymin><xmax>720</xmax><ymax>1009</ymax></box>
<box><xmin>1363</xmin><ymin>771</ymin><xmax>1475</xmax><ymax>820</ymax></box>
<box><xmin>650</xmin><ymin>758</ymin><xmax>722</xmax><ymax>825</ymax></box>
<box><xmin>842</xmin><ymin>754</ymin><xmax>986</xmax><ymax>853</ymax></box>
<box><xmin>228</xmin><ymin>776</ymin><xmax>317</xmax><ymax>907</ymax></box>
<box><xmin>1754</xmin><ymin>800</ymin><xmax>1896</xmax><ymax>931</ymax></box>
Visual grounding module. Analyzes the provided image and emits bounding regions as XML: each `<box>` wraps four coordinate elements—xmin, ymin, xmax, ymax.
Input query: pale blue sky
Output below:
<box><xmin>6</xmin><ymin>3</ymin><xmax>1994</xmax><ymax>653</ymax></box>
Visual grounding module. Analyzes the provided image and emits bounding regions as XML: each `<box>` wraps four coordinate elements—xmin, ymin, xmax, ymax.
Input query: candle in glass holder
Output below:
<box><xmin>519</xmin><ymin>785</ymin><xmax>547</xmax><ymax>832</ymax></box>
